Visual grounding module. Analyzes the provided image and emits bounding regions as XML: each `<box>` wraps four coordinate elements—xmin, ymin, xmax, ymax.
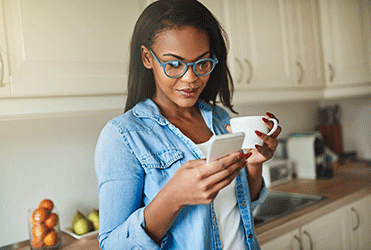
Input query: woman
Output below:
<box><xmin>95</xmin><ymin>0</ymin><xmax>281</xmax><ymax>249</ymax></box>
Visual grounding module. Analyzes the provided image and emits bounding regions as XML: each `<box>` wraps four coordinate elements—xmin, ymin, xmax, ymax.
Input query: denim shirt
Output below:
<box><xmin>95</xmin><ymin>98</ymin><xmax>267</xmax><ymax>250</ymax></box>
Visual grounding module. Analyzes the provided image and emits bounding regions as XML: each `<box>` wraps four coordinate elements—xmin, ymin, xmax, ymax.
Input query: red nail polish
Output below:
<box><xmin>255</xmin><ymin>130</ymin><xmax>263</xmax><ymax>137</ymax></box>
<box><xmin>244</xmin><ymin>152</ymin><xmax>252</xmax><ymax>159</ymax></box>
<box><xmin>238</xmin><ymin>152</ymin><xmax>244</xmax><ymax>159</ymax></box>
<box><xmin>266</xmin><ymin>112</ymin><xmax>273</xmax><ymax>118</ymax></box>
<box><xmin>255</xmin><ymin>144</ymin><xmax>261</xmax><ymax>149</ymax></box>
<box><xmin>262</xmin><ymin>117</ymin><xmax>269</xmax><ymax>123</ymax></box>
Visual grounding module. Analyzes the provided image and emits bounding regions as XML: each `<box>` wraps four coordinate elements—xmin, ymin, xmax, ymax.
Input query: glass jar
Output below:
<box><xmin>28</xmin><ymin>205</ymin><xmax>62</xmax><ymax>250</ymax></box>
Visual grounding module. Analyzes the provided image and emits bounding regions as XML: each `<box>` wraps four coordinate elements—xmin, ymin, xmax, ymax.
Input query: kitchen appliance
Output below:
<box><xmin>273</xmin><ymin>138</ymin><xmax>287</xmax><ymax>159</ymax></box>
<box><xmin>262</xmin><ymin>159</ymin><xmax>293</xmax><ymax>187</ymax></box>
<box><xmin>286</xmin><ymin>132</ymin><xmax>330</xmax><ymax>179</ymax></box>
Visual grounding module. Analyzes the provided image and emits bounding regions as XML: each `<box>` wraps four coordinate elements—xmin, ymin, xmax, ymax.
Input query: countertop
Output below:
<box><xmin>256</xmin><ymin>160</ymin><xmax>371</xmax><ymax>244</ymax></box>
<box><xmin>7</xmin><ymin>161</ymin><xmax>371</xmax><ymax>249</ymax></box>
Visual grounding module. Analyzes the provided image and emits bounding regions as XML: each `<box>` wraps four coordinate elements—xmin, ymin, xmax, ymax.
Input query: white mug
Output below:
<box><xmin>230</xmin><ymin>116</ymin><xmax>278</xmax><ymax>149</ymax></box>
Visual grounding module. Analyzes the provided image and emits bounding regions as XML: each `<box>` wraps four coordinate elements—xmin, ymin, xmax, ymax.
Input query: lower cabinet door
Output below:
<box><xmin>301</xmin><ymin>207</ymin><xmax>351</xmax><ymax>250</ymax></box>
<box><xmin>260</xmin><ymin>229</ymin><xmax>301</xmax><ymax>250</ymax></box>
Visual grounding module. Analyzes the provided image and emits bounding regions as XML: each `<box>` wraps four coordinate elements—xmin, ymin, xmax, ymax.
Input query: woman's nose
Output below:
<box><xmin>180</xmin><ymin>65</ymin><xmax>198</xmax><ymax>82</ymax></box>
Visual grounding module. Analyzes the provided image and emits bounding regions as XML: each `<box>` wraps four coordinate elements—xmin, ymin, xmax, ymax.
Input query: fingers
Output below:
<box><xmin>203</xmin><ymin>151</ymin><xmax>251</xmax><ymax>182</ymax></box>
<box><xmin>262</xmin><ymin>113</ymin><xmax>282</xmax><ymax>139</ymax></box>
<box><xmin>225</xmin><ymin>124</ymin><xmax>232</xmax><ymax>133</ymax></box>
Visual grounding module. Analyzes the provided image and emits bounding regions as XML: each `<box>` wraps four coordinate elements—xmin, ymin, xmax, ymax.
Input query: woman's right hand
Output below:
<box><xmin>165</xmin><ymin>151</ymin><xmax>251</xmax><ymax>208</ymax></box>
<box><xmin>143</xmin><ymin>151</ymin><xmax>250</xmax><ymax>244</ymax></box>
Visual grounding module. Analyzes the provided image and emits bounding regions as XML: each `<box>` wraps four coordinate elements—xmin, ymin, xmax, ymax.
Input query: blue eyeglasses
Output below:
<box><xmin>149</xmin><ymin>50</ymin><xmax>218</xmax><ymax>79</ymax></box>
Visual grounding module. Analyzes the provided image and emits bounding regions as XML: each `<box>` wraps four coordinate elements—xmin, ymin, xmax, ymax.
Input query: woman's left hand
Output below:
<box><xmin>226</xmin><ymin>112</ymin><xmax>282</xmax><ymax>166</ymax></box>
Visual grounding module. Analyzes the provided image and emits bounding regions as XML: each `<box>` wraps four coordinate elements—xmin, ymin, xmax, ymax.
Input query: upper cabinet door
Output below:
<box><xmin>319</xmin><ymin>0</ymin><xmax>371</xmax><ymax>87</ymax></box>
<box><xmin>287</xmin><ymin>0</ymin><xmax>324</xmax><ymax>88</ymax></box>
<box><xmin>4</xmin><ymin>0</ymin><xmax>144</xmax><ymax>97</ymax></box>
<box><xmin>227</xmin><ymin>0</ymin><xmax>293</xmax><ymax>90</ymax></box>
<box><xmin>0</xmin><ymin>0</ymin><xmax>11</xmax><ymax>96</ymax></box>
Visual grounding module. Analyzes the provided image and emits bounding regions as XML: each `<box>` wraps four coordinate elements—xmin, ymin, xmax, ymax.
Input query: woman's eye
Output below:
<box><xmin>168</xmin><ymin>61</ymin><xmax>181</xmax><ymax>68</ymax></box>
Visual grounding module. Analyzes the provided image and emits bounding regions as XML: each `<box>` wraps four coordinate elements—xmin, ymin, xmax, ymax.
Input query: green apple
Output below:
<box><xmin>88</xmin><ymin>209</ymin><xmax>99</xmax><ymax>231</ymax></box>
<box><xmin>73</xmin><ymin>218</ymin><xmax>91</xmax><ymax>235</ymax></box>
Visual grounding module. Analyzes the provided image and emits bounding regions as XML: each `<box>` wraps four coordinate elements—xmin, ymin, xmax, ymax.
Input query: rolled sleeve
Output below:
<box><xmin>250</xmin><ymin>178</ymin><xmax>268</xmax><ymax>212</ymax></box>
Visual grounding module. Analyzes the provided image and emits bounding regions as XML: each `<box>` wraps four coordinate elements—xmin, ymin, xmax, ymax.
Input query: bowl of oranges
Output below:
<box><xmin>28</xmin><ymin>199</ymin><xmax>61</xmax><ymax>250</ymax></box>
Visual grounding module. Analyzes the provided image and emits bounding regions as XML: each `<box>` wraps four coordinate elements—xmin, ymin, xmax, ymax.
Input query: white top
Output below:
<box><xmin>198</xmin><ymin>140</ymin><xmax>248</xmax><ymax>250</ymax></box>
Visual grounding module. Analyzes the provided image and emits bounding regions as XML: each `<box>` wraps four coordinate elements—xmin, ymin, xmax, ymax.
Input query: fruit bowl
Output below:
<box><xmin>63</xmin><ymin>227</ymin><xmax>98</xmax><ymax>240</ymax></box>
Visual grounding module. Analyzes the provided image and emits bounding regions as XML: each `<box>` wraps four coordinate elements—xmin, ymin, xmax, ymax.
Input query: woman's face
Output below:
<box><xmin>142</xmin><ymin>26</ymin><xmax>211</xmax><ymax>110</ymax></box>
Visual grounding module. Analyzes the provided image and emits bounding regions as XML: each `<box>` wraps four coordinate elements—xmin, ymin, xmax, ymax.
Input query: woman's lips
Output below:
<box><xmin>178</xmin><ymin>88</ymin><xmax>198</xmax><ymax>98</ymax></box>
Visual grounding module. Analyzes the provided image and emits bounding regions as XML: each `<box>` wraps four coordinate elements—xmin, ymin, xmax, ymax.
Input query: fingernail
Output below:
<box><xmin>225</xmin><ymin>124</ymin><xmax>230</xmax><ymax>129</ymax></box>
<box><xmin>255</xmin><ymin>130</ymin><xmax>263</xmax><ymax>137</ymax></box>
<box><xmin>255</xmin><ymin>144</ymin><xmax>262</xmax><ymax>150</ymax></box>
<box><xmin>244</xmin><ymin>152</ymin><xmax>252</xmax><ymax>159</ymax></box>
<box><xmin>262</xmin><ymin>117</ymin><xmax>269</xmax><ymax>123</ymax></box>
<box><xmin>266</xmin><ymin>112</ymin><xmax>273</xmax><ymax>118</ymax></box>
<box><xmin>238</xmin><ymin>152</ymin><xmax>244</xmax><ymax>159</ymax></box>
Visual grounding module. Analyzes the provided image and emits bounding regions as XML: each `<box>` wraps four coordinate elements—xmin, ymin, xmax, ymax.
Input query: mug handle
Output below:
<box><xmin>267</xmin><ymin>118</ymin><xmax>278</xmax><ymax>136</ymax></box>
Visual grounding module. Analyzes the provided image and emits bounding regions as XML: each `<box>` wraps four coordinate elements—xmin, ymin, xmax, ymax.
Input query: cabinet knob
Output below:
<box><xmin>244</xmin><ymin>58</ymin><xmax>253</xmax><ymax>84</ymax></box>
<box><xmin>235</xmin><ymin>58</ymin><xmax>243</xmax><ymax>84</ymax></box>
<box><xmin>303</xmin><ymin>230</ymin><xmax>314</xmax><ymax>250</ymax></box>
<box><xmin>0</xmin><ymin>48</ymin><xmax>4</xmax><ymax>87</ymax></box>
<box><xmin>294</xmin><ymin>235</ymin><xmax>303</xmax><ymax>250</ymax></box>
<box><xmin>296</xmin><ymin>61</ymin><xmax>305</xmax><ymax>85</ymax></box>
<box><xmin>328</xmin><ymin>63</ymin><xmax>335</xmax><ymax>82</ymax></box>
<box><xmin>351</xmin><ymin>207</ymin><xmax>361</xmax><ymax>231</ymax></box>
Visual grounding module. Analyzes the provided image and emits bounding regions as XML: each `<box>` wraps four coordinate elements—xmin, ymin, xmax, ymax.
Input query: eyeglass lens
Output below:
<box><xmin>165</xmin><ymin>60</ymin><xmax>214</xmax><ymax>78</ymax></box>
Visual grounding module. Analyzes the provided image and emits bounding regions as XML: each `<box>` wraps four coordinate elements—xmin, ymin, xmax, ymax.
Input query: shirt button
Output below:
<box><xmin>248</xmin><ymin>233</ymin><xmax>253</xmax><ymax>239</ymax></box>
<box><xmin>241</xmin><ymin>202</ymin><xmax>247</xmax><ymax>207</ymax></box>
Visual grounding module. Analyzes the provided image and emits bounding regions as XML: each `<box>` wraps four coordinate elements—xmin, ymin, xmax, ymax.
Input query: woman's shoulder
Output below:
<box><xmin>106</xmin><ymin>100</ymin><xmax>160</xmax><ymax>134</ymax></box>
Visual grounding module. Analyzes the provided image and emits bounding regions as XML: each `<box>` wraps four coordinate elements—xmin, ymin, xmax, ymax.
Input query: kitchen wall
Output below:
<box><xmin>322</xmin><ymin>95</ymin><xmax>371</xmax><ymax>160</ymax></box>
<box><xmin>0</xmin><ymin>96</ymin><xmax>370</xmax><ymax>246</ymax></box>
<box><xmin>0</xmin><ymin>110</ymin><xmax>122</xmax><ymax>246</ymax></box>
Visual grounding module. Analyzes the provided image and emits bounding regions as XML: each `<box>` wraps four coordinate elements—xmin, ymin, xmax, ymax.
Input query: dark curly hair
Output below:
<box><xmin>124</xmin><ymin>0</ymin><xmax>236</xmax><ymax>113</ymax></box>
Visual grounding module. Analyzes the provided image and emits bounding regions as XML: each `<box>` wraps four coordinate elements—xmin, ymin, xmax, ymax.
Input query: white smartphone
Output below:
<box><xmin>206</xmin><ymin>132</ymin><xmax>245</xmax><ymax>163</ymax></box>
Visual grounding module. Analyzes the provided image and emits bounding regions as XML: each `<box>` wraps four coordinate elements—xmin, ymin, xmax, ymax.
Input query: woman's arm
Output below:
<box><xmin>226</xmin><ymin>112</ymin><xmax>282</xmax><ymax>202</ymax></box>
<box><xmin>143</xmin><ymin>152</ymin><xmax>249</xmax><ymax>244</ymax></box>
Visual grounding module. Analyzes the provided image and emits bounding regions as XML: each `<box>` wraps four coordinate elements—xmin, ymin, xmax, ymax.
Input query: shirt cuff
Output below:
<box><xmin>250</xmin><ymin>178</ymin><xmax>268</xmax><ymax>212</ymax></box>
<box><xmin>128</xmin><ymin>207</ymin><xmax>168</xmax><ymax>249</ymax></box>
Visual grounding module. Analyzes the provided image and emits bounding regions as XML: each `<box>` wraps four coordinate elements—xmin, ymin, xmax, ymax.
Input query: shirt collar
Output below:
<box><xmin>132</xmin><ymin>98</ymin><xmax>213</xmax><ymax>126</ymax></box>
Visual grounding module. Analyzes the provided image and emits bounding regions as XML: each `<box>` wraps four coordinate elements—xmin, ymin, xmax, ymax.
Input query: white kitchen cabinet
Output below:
<box><xmin>260</xmin><ymin>194</ymin><xmax>371</xmax><ymax>250</ymax></box>
<box><xmin>319</xmin><ymin>0</ymin><xmax>371</xmax><ymax>88</ymax></box>
<box><xmin>0</xmin><ymin>0</ymin><xmax>11</xmax><ymax>96</ymax></box>
<box><xmin>347</xmin><ymin>195</ymin><xmax>371</xmax><ymax>250</ymax></box>
<box><xmin>3</xmin><ymin>0</ymin><xmax>144</xmax><ymax>98</ymax></box>
<box><xmin>226</xmin><ymin>0</ymin><xmax>293</xmax><ymax>90</ymax></box>
<box><xmin>301</xmin><ymin>206</ymin><xmax>351</xmax><ymax>250</ymax></box>
<box><xmin>286</xmin><ymin>0</ymin><xmax>323</xmax><ymax>89</ymax></box>
<box><xmin>261</xmin><ymin>229</ymin><xmax>301</xmax><ymax>250</ymax></box>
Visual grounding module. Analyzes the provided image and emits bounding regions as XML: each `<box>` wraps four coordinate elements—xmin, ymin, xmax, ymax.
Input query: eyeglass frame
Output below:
<box><xmin>149</xmin><ymin>49</ymin><xmax>219</xmax><ymax>79</ymax></box>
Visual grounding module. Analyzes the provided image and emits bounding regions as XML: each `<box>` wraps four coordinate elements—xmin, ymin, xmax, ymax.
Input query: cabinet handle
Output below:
<box><xmin>294</xmin><ymin>235</ymin><xmax>303</xmax><ymax>250</ymax></box>
<box><xmin>235</xmin><ymin>58</ymin><xmax>243</xmax><ymax>84</ymax></box>
<box><xmin>328</xmin><ymin>63</ymin><xmax>335</xmax><ymax>82</ymax></box>
<box><xmin>0</xmin><ymin>48</ymin><xmax>4</xmax><ymax>87</ymax></box>
<box><xmin>351</xmin><ymin>207</ymin><xmax>361</xmax><ymax>231</ymax></box>
<box><xmin>296</xmin><ymin>61</ymin><xmax>305</xmax><ymax>85</ymax></box>
<box><xmin>244</xmin><ymin>58</ymin><xmax>253</xmax><ymax>84</ymax></box>
<box><xmin>303</xmin><ymin>230</ymin><xmax>314</xmax><ymax>250</ymax></box>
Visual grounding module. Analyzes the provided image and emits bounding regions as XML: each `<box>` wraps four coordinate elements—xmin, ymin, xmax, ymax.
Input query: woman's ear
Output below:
<box><xmin>141</xmin><ymin>45</ymin><xmax>153</xmax><ymax>69</ymax></box>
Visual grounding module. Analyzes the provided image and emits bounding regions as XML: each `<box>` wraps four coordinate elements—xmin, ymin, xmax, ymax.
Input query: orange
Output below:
<box><xmin>39</xmin><ymin>199</ymin><xmax>54</xmax><ymax>211</ymax></box>
<box><xmin>31</xmin><ymin>223</ymin><xmax>49</xmax><ymax>239</ymax></box>
<box><xmin>32</xmin><ymin>207</ymin><xmax>50</xmax><ymax>224</ymax></box>
<box><xmin>44</xmin><ymin>213</ymin><xmax>59</xmax><ymax>229</ymax></box>
<box><xmin>31</xmin><ymin>236</ymin><xmax>45</xmax><ymax>249</ymax></box>
<box><xmin>44</xmin><ymin>230</ymin><xmax>59</xmax><ymax>246</ymax></box>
